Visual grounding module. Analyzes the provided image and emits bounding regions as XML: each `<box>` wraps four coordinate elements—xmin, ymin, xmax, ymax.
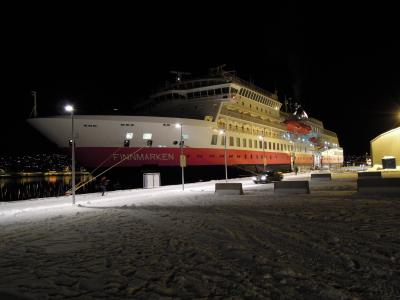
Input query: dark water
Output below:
<box><xmin>0</xmin><ymin>175</ymin><xmax>96</xmax><ymax>202</ymax></box>
<box><xmin>0</xmin><ymin>166</ymin><xmax>257</xmax><ymax>202</ymax></box>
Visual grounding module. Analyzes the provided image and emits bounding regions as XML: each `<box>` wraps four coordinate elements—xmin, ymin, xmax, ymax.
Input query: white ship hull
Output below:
<box><xmin>28</xmin><ymin>115</ymin><xmax>343</xmax><ymax>169</ymax></box>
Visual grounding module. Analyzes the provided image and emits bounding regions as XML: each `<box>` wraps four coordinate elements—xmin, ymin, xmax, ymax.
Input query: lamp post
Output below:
<box><xmin>65</xmin><ymin>105</ymin><xmax>75</xmax><ymax>205</ymax></box>
<box><xmin>290</xmin><ymin>140</ymin><xmax>295</xmax><ymax>171</ymax></box>
<box><xmin>175</xmin><ymin>123</ymin><xmax>185</xmax><ymax>191</ymax></box>
<box><xmin>259</xmin><ymin>135</ymin><xmax>266</xmax><ymax>171</ymax></box>
<box><xmin>219</xmin><ymin>129</ymin><xmax>228</xmax><ymax>182</ymax></box>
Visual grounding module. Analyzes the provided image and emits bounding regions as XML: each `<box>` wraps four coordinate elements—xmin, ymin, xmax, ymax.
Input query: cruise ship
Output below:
<box><xmin>28</xmin><ymin>69</ymin><xmax>343</xmax><ymax>173</ymax></box>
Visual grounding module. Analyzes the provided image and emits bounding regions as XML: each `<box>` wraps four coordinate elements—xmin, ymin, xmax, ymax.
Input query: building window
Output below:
<box><xmin>243</xmin><ymin>138</ymin><xmax>247</xmax><ymax>147</ymax></box>
<box><xmin>236</xmin><ymin>137</ymin><xmax>241</xmax><ymax>147</ymax></box>
<box><xmin>254</xmin><ymin>140</ymin><xmax>257</xmax><ymax>148</ymax></box>
<box><xmin>221</xmin><ymin>136</ymin><xmax>225</xmax><ymax>146</ymax></box>
<box><xmin>211</xmin><ymin>134</ymin><xmax>218</xmax><ymax>145</ymax></box>
<box><xmin>259</xmin><ymin>141</ymin><xmax>262</xmax><ymax>148</ymax></box>
<box><xmin>269</xmin><ymin>142</ymin><xmax>271</xmax><ymax>149</ymax></box>
<box><xmin>229</xmin><ymin>136</ymin><xmax>234</xmax><ymax>146</ymax></box>
<box><xmin>249</xmin><ymin>139</ymin><xmax>252</xmax><ymax>148</ymax></box>
<box><xmin>273</xmin><ymin>142</ymin><xmax>275</xmax><ymax>150</ymax></box>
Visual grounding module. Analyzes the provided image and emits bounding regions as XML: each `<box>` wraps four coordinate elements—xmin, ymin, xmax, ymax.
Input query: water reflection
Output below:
<box><xmin>0</xmin><ymin>175</ymin><xmax>95</xmax><ymax>202</ymax></box>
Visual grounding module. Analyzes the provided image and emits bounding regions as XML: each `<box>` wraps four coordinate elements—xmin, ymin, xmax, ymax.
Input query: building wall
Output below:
<box><xmin>371</xmin><ymin>127</ymin><xmax>400</xmax><ymax>167</ymax></box>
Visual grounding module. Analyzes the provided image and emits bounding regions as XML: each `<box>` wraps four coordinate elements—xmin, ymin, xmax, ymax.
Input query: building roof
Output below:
<box><xmin>371</xmin><ymin>127</ymin><xmax>400</xmax><ymax>143</ymax></box>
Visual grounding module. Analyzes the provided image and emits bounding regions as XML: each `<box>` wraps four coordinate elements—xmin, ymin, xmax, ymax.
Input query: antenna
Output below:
<box><xmin>284</xmin><ymin>95</ymin><xmax>288</xmax><ymax>113</ymax></box>
<box><xmin>209</xmin><ymin>64</ymin><xmax>226</xmax><ymax>75</ymax></box>
<box><xmin>30</xmin><ymin>91</ymin><xmax>37</xmax><ymax>118</ymax></box>
<box><xmin>170</xmin><ymin>70</ymin><xmax>191</xmax><ymax>82</ymax></box>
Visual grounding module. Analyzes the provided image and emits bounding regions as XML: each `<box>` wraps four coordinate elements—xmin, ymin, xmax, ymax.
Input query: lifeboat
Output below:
<box><xmin>283</xmin><ymin>119</ymin><xmax>312</xmax><ymax>135</ymax></box>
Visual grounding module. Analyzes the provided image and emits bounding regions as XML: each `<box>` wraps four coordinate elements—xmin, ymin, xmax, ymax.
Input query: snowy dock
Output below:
<box><xmin>0</xmin><ymin>173</ymin><xmax>399</xmax><ymax>299</ymax></box>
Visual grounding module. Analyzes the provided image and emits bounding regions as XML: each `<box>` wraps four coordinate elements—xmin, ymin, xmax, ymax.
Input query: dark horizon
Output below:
<box><xmin>2</xmin><ymin>2</ymin><xmax>399</xmax><ymax>156</ymax></box>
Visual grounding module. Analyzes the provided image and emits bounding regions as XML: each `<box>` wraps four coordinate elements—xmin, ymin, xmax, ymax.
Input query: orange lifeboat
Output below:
<box><xmin>283</xmin><ymin>119</ymin><xmax>312</xmax><ymax>135</ymax></box>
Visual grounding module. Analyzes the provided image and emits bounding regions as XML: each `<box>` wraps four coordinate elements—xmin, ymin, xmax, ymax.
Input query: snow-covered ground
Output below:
<box><xmin>0</xmin><ymin>173</ymin><xmax>399</xmax><ymax>299</ymax></box>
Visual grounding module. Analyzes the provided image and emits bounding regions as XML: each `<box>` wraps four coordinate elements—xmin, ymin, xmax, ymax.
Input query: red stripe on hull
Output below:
<box><xmin>74</xmin><ymin>147</ymin><xmax>300</xmax><ymax>168</ymax></box>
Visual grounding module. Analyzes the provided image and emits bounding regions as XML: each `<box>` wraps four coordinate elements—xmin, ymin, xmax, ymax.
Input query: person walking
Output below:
<box><xmin>99</xmin><ymin>176</ymin><xmax>109</xmax><ymax>196</ymax></box>
<box><xmin>294</xmin><ymin>166</ymin><xmax>299</xmax><ymax>175</ymax></box>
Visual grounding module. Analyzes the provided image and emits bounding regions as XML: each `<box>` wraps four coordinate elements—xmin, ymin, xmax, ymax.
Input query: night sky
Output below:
<box><xmin>2</xmin><ymin>2</ymin><xmax>399</xmax><ymax>156</ymax></box>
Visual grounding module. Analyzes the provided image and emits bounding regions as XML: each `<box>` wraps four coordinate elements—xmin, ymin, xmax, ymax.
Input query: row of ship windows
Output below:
<box><xmin>239</xmin><ymin>88</ymin><xmax>277</xmax><ymax>108</ymax></box>
<box><xmin>122</xmin><ymin>131</ymin><xmax>307</xmax><ymax>153</ymax></box>
<box><xmin>84</xmin><ymin>124</ymin><xmax>135</xmax><ymax>127</ymax></box>
<box><xmin>219</xmin><ymin>123</ymin><xmax>281</xmax><ymax>138</ymax></box>
<box><xmin>211</xmin><ymin>135</ymin><xmax>308</xmax><ymax>152</ymax></box>
<box><xmin>187</xmin><ymin>87</ymin><xmax>230</xmax><ymax>99</ymax></box>
<box><xmin>172</xmin><ymin>80</ymin><xmax>225</xmax><ymax>90</ymax></box>
<box><xmin>238</xmin><ymin>102</ymin><xmax>276</xmax><ymax>114</ymax></box>
<box><xmin>183</xmin><ymin>154</ymin><xmax>310</xmax><ymax>160</ymax></box>
<box><xmin>154</xmin><ymin>87</ymin><xmax>235</xmax><ymax>102</ymax></box>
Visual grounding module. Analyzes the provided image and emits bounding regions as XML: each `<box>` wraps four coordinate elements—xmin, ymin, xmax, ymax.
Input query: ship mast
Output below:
<box><xmin>170</xmin><ymin>70</ymin><xmax>191</xmax><ymax>82</ymax></box>
<box><xmin>30</xmin><ymin>91</ymin><xmax>37</xmax><ymax>118</ymax></box>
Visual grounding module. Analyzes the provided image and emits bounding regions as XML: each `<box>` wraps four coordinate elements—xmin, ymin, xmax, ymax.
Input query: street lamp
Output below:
<box><xmin>175</xmin><ymin>123</ymin><xmax>185</xmax><ymax>191</ymax></box>
<box><xmin>65</xmin><ymin>105</ymin><xmax>75</xmax><ymax>205</ymax></box>
<box><xmin>258</xmin><ymin>135</ymin><xmax>266</xmax><ymax>171</ymax></box>
<box><xmin>289</xmin><ymin>140</ymin><xmax>295</xmax><ymax>171</ymax></box>
<box><xmin>219</xmin><ymin>129</ymin><xmax>228</xmax><ymax>182</ymax></box>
